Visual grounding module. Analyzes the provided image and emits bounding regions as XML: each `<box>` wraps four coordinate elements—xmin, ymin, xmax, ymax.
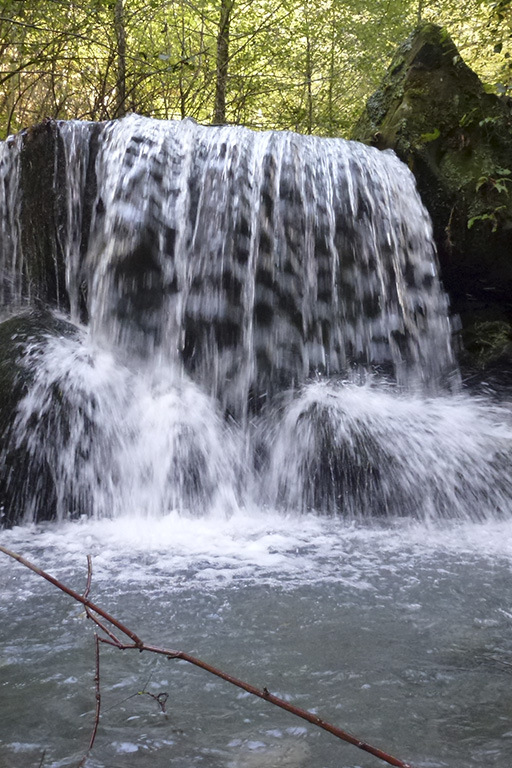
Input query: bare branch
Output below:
<box><xmin>99</xmin><ymin>637</ymin><xmax>413</xmax><ymax>768</ymax></box>
<box><xmin>0</xmin><ymin>545</ymin><xmax>143</xmax><ymax>648</ymax></box>
<box><xmin>91</xmin><ymin>634</ymin><xmax>102</xmax><ymax>751</ymax></box>
<box><xmin>77</xmin><ymin>633</ymin><xmax>102</xmax><ymax>768</ymax></box>
<box><xmin>84</xmin><ymin>554</ymin><xmax>92</xmax><ymax>600</ymax></box>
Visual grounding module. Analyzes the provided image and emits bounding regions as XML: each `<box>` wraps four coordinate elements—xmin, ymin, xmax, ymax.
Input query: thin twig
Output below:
<box><xmin>85</xmin><ymin>608</ymin><xmax>125</xmax><ymax>647</ymax></box>
<box><xmin>139</xmin><ymin>689</ymin><xmax>169</xmax><ymax>716</ymax></box>
<box><xmin>0</xmin><ymin>545</ymin><xmax>416</xmax><ymax>768</ymax></box>
<box><xmin>76</xmin><ymin>632</ymin><xmax>101</xmax><ymax>768</ymax></box>
<box><xmin>91</xmin><ymin>634</ymin><xmax>102</xmax><ymax>750</ymax></box>
<box><xmin>83</xmin><ymin>555</ymin><xmax>93</xmax><ymax>601</ymax></box>
<box><xmin>77</xmin><ymin>558</ymin><xmax>102</xmax><ymax>768</ymax></box>
<box><xmin>0</xmin><ymin>545</ymin><xmax>143</xmax><ymax>648</ymax></box>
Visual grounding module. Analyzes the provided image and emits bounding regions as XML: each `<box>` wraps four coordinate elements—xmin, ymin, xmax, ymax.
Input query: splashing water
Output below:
<box><xmin>262</xmin><ymin>380</ymin><xmax>512</xmax><ymax>520</ymax></box>
<box><xmin>0</xmin><ymin>115</ymin><xmax>511</xmax><ymax>524</ymax></box>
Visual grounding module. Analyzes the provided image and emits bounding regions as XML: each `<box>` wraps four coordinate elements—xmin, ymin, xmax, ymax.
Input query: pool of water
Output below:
<box><xmin>1</xmin><ymin>513</ymin><xmax>512</xmax><ymax>768</ymax></box>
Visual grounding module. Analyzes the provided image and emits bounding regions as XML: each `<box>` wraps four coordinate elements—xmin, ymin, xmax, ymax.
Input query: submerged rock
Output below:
<box><xmin>352</xmin><ymin>22</ymin><xmax>512</xmax><ymax>366</ymax></box>
<box><xmin>0</xmin><ymin>311</ymin><xmax>80</xmax><ymax>526</ymax></box>
<box><xmin>0</xmin><ymin>309</ymin><xmax>242</xmax><ymax>527</ymax></box>
<box><xmin>263</xmin><ymin>381</ymin><xmax>512</xmax><ymax>519</ymax></box>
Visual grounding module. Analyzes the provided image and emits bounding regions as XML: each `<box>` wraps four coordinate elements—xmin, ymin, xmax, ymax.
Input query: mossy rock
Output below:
<box><xmin>463</xmin><ymin>318</ymin><xmax>512</xmax><ymax>367</ymax></box>
<box><xmin>352</xmin><ymin>22</ymin><xmax>512</xmax><ymax>349</ymax></box>
<box><xmin>456</xmin><ymin>313</ymin><xmax>512</xmax><ymax>390</ymax></box>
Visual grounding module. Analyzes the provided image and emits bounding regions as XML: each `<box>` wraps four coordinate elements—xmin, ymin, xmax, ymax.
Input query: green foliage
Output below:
<box><xmin>479</xmin><ymin>116</ymin><xmax>501</xmax><ymax>128</ymax></box>
<box><xmin>467</xmin><ymin>206</ymin><xmax>507</xmax><ymax>231</ymax></box>
<box><xmin>467</xmin><ymin>319</ymin><xmax>512</xmax><ymax>367</ymax></box>
<box><xmin>0</xmin><ymin>0</ymin><xmax>509</xmax><ymax>138</ymax></box>
<box><xmin>469</xmin><ymin>165</ymin><xmax>512</xmax><ymax>230</ymax></box>
<box><xmin>475</xmin><ymin>166</ymin><xmax>512</xmax><ymax>192</ymax></box>
<box><xmin>420</xmin><ymin>127</ymin><xmax>441</xmax><ymax>142</ymax></box>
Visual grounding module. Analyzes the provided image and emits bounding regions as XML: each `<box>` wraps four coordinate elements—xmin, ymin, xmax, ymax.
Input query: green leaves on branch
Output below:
<box><xmin>475</xmin><ymin>166</ymin><xmax>512</xmax><ymax>194</ymax></box>
<box><xmin>0</xmin><ymin>0</ymin><xmax>510</xmax><ymax>138</ymax></box>
<box><xmin>467</xmin><ymin>207</ymin><xmax>507</xmax><ymax>231</ymax></box>
<box><xmin>420</xmin><ymin>127</ymin><xmax>441</xmax><ymax>142</ymax></box>
<box><xmin>469</xmin><ymin>166</ymin><xmax>512</xmax><ymax>230</ymax></box>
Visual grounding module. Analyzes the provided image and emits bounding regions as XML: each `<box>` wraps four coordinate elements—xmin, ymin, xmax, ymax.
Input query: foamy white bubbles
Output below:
<box><xmin>11</xmin><ymin>330</ymin><xmax>241</xmax><ymax>522</ymax></box>
<box><xmin>264</xmin><ymin>380</ymin><xmax>512</xmax><ymax>520</ymax></box>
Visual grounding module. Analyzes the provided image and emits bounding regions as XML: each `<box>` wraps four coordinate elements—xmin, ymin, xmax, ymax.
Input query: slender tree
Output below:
<box><xmin>213</xmin><ymin>0</ymin><xmax>234</xmax><ymax>123</ymax></box>
<box><xmin>114</xmin><ymin>0</ymin><xmax>127</xmax><ymax>118</ymax></box>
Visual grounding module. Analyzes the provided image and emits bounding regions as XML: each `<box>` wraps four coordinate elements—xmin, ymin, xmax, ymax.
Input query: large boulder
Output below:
<box><xmin>2</xmin><ymin>119</ymin><xmax>101</xmax><ymax>317</ymax></box>
<box><xmin>352</xmin><ymin>22</ymin><xmax>512</xmax><ymax>365</ymax></box>
<box><xmin>0</xmin><ymin>310</ymin><xmax>80</xmax><ymax>526</ymax></box>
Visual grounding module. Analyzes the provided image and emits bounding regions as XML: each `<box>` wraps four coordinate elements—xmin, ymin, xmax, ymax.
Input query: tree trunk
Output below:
<box><xmin>213</xmin><ymin>0</ymin><xmax>234</xmax><ymax>124</ymax></box>
<box><xmin>114</xmin><ymin>0</ymin><xmax>126</xmax><ymax>118</ymax></box>
<box><xmin>305</xmin><ymin>31</ymin><xmax>313</xmax><ymax>134</ymax></box>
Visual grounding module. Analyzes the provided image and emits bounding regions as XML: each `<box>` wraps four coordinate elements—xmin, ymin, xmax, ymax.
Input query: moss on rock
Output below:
<box><xmin>352</xmin><ymin>22</ymin><xmax>512</xmax><ymax>368</ymax></box>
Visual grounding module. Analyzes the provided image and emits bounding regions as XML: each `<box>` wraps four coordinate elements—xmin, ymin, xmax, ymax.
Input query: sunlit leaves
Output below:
<box><xmin>0</xmin><ymin>0</ymin><xmax>509</xmax><ymax>138</ymax></box>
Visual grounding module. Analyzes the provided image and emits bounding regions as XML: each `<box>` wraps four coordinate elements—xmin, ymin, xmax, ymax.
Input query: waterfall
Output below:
<box><xmin>1</xmin><ymin>115</ymin><xmax>456</xmax><ymax>393</ymax></box>
<box><xmin>0</xmin><ymin>114</ymin><xmax>510</xmax><ymax>525</ymax></box>
<box><xmin>0</xmin><ymin>133</ymin><xmax>22</xmax><ymax>307</ymax></box>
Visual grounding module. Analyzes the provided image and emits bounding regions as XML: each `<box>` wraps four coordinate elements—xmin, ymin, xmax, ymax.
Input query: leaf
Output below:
<box><xmin>479</xmin><ymin>116</ymin><xmax>499</xmax><ymax>127</ymax></box>
<box><xmin>494</xmin><ymin>179</ymin><xmax>511</xmax><ymax>194</ymax></box>
<box><xmin>420</xmin><ymin>127</ymin><xmax>440</xmax><ymax>143</ymax></box>
<box><xmin>468</xmin><ymin>207</ymin><xmax>506</xmax><ymax>232</ymax></box>
<box><xmin>468</xmin><ymin>213</ymin><xmax>495</xmax><ymax>229</ymax></box>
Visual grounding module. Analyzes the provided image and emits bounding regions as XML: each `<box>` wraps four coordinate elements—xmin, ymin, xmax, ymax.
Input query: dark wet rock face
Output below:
<box><xmin>0</xmin><ymin>311</ymin><xmax>81</xmax><ymax>527</ymax></box>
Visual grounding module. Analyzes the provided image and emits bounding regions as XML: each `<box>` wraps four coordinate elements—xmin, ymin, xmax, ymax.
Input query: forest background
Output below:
<box><xmin>0</xmin><ymin>0</ymin><xmax>511</xmax><ymax>141</ymax></box>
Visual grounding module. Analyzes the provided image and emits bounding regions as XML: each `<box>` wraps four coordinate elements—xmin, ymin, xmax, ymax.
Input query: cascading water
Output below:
<box><xmin>1</xmin><ymin>115</ymin><xmax>512</xmax><ymax>768</ymax></box>
<box><xmin>1</xmin><ymin>113</ymin><xmax>502</xmax><ymax>524</ymax></box>
<box><xmin>81</xmin><ymin>116</ymin><xmax>456</xmax><ymax>397</ymax></box>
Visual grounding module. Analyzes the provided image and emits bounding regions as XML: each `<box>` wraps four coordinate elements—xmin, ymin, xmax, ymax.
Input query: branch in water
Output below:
<box><xmin>0</xmin><ymin>544</ymin><xmax>416</xmax><ymax>768</ymax></box>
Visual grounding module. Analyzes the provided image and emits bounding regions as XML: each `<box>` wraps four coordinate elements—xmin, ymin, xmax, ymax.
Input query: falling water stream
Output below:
<box><xmin>1</xmin><ymin>115</ymin><xmax>512</xmax><ymax>768</ymax></box>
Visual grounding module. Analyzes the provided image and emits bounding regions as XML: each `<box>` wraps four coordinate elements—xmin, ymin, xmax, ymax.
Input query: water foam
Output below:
<box><xmin>3</xmin><ymin>325</ymin><xmax>512</xmax><ymax>526</ymax></box>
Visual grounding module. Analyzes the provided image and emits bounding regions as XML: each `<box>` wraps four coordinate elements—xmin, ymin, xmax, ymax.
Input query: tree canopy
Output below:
<box><xmin>0</xmin><ymin>0</ymin><xmax>510</xmax><ymax>139</ymax></box>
